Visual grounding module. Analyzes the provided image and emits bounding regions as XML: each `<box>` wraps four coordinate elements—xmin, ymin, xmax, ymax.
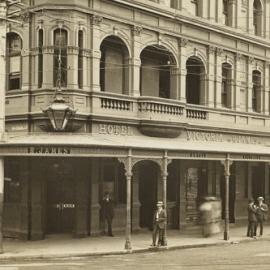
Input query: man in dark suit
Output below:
<box><xmin>101</xmin><ymin>192</ymin><xmax>114</xmax><ymax>236</ymax></box>
<box><xmin>247</xmin><ymin>198</ymin><xmax>257</xmax><ymax>238</ymax></box>
<box><xmin>151</xmin><ymin>201</ymin><xmax>167</xmax><ymax>247</ymax></box>
<box><xmin>255</xmin><ymin>196</ymin><xmax>268</xmax><ymax>237</ymax></box>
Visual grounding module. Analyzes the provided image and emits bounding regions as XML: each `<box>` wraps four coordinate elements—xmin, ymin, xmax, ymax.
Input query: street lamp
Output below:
<box><xmin>43</xmin><ymin>90</ymin><xmax>76</xmax><ymax>132</ymax></box>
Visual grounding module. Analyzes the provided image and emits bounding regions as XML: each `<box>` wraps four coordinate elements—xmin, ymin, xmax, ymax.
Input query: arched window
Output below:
<box><xmin>53</xmin><ymin>28</ymin><xmax>67</xmax><ymax>88</ymax></box>
<box><xmin>253</xmin><ymin>0</ymin><xmax>262</xmax><ymax>36</ymax></box>
<box><xmin>186</xmin><ymin>57</ymin><xmax>205</xmax><ymax>105</ymax></box>
<box><xmin>78</xmin><ymin>30</ymin><xmax>83</xmax><ymax>89</ymax></box>
<box><xmin>252</xmin><ymin>70</ymin><xmax>261</xmax><ymax>112</ymax></box>
<box><xmin>38</xmin><ymin>29</ymin><xmax>43</xmax><ymax>88</ymax></box>
<box><xmin>221</xmin><ymin>63</ymin><xmax>232</xmax><ymax>108</ymax></box>
<box><xmin>7</xmin><ymin>33</ymin><xmax>22</xmax><ymax>90</ymax></box>
<box><xmin>140</xmin><ymin>45</ymin><xmax>176</xmax><ymax>99</ymax></box>
<box><xmin>100</xmin><ymin>36</ymin><xmax>129</xmax><ymax>94</ymax></box>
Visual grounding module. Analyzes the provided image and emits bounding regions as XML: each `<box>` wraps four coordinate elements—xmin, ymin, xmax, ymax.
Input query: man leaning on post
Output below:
<box><xmin>151</xmin><ymin>201</ymin><xmax>167</xmax><ymax>247</ymax></box>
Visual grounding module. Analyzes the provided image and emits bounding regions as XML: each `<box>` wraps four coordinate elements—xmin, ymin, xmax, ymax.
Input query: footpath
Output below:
<box><xmin>0</xmin><ymin>224</ymin><xmax>269</xmax><ymax>262</ymax></box>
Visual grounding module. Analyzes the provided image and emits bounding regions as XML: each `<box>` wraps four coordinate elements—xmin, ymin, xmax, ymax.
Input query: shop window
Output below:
<box><xmin>221</xmin><ymin>63</ymin><xmax>232</xmax><ymax>108</ymax></box>
<box><xmin>53</xmin><ymin>28</ymin><xmax>67</xmax><ymax>87</ymax></box>
<box><xmin>38</xmin><ymin>29</ymin><xmax>43</xmax><ymax>88</ymax></box>
<box><xmin>253</xmin><ymin>0</ymin><xmax>262</xmax><ymax>36</ymax></box>
<box><xmin>252</xmin><ymin>70</ymin><xmax>261</xmax><ymax>112</ymax></box>
<box><xmin>4</xmin><ymin>161</ymin><xmax>21</xmax><ymax>203</ymax></box>
<box><xmin>7</xmin><ymin>32</ymin><xmax>22</xmax><ymax>91</ymax></box>
<box><xmin>78</xmin><ymin>30</ymin><xmax>83</xmax><ymax>89</ymax></box>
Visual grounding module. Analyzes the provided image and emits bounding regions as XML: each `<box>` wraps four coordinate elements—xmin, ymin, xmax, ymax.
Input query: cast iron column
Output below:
<box><xmin>0</xmin><ymin>157</ymin><xmax>4</xmax><ymax>253</ymax></box>
<box><xmin>162</xmin><ymin>151</ymin><xmax>169</xmax><ymax>246</ymax></box>
<box><xmin>221</xmin><ymin>155</ymin><xmax>232</xmax><ymax>241</ymax></box>
<box><xmin>124</xmin><ymin>149</ymin><xmax>132</xmax><ymax>251</ymax></box>
<box><xmin>0</xmin><ymin>0</ymin><xmax>6</xmax><ymax>254</ymax></box>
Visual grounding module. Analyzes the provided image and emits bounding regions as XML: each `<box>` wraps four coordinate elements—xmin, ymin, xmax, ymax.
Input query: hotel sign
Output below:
<box><xmin>186</xmin><ymin>130</ymin><xmax>263</xmax><ymax>145</ymax></box>
<box><xmin>27</xmin><ymin>146</ymin><xmax>71</xmax><ymax>155</ymax></box>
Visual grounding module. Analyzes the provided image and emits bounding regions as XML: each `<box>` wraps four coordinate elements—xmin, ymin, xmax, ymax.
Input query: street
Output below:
<box><xmin>1</xmin><ymin>239</ymin><xmax>270</xmax><ymax>270</ymax></box>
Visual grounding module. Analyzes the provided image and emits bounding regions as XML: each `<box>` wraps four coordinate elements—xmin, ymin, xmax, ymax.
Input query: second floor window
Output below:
<box><xmin>253</xmin><ymin>0</ymin><xmax>262</xmax><ymax>36</ymax></box>
<box><xmin>221</xmin><ymin>63</ymin><xmax>232</xmax><ymax>108</ymax></box>
<box><xmin>53</xmin><ymin>28</ymin><xmax>68</xmax><ymax>88</ymax></box>
<box><xmin>78</xmin><ymin>30</ymin><xmax>83</xmax><ymax>89</ymax></box>
<box><xmin>38</xmin><ymin>29</ymin><xmax>43</xmax><ymax>88</ymax></box>
<box><xmin>7</xmin><ymin>33</ymin><xmax>22</xmax><ymax>91</ymax></box>
<box><xmin>223</xmin><ymin>0</ymin><xmax>229</xmax><ymax>26</ymax></box>
<box><xmin>252</xmin><ymin>70</ymin><xmax>261</xmax><ymax>112</ymax></box>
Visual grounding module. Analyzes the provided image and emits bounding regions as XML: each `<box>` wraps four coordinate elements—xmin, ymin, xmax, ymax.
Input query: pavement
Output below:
<box><xmin>0</xmin><ymin>224</ymin><xmax>270</xmax><ymax>262</ymax></box>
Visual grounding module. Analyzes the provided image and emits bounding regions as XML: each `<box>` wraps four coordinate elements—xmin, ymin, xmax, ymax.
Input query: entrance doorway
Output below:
<box><xmin>138</xmin><ymin>161</ymin><xmax>158</xmax><ymax>230</ymax></box>
<box><xmin>46</xmin><ymin>160</ymin><xmax>76</xmax><ymax>234</ymax></box>
<box><xmin>252</xmin><ymin>165</ymin><xmax>265</xmax><ymax>200</ymax></box>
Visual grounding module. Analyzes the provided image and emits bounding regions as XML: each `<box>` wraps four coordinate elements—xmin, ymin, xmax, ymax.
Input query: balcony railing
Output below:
<box><xmin>186</xmin><ymin>107</ymin><xmax>208</xmax><ymax>120</ymax></box>
<box><xmin>100</xmin><ymin>97</ymin><xmax>131</xmax><ymax>111</ymax></box>
<box><xmin>138</xmin><ymin>99</ymin><xmax>184</xmax><ymax>115</ymax></box>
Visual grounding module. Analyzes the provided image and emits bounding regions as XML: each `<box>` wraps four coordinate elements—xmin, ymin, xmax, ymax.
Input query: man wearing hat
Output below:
<box><xmin>100</xmin><ymin>192</ymin><xmax>114</xmax><ymax>236</ymax></box>
<box><xmin>255</xmin><ymin>196</ymin><xmax>269</xmax><ymax>237</ymax></box>
<box><xmin>151</xmin><ymin>201</ymin><xmax>167</xmax><ymax>247</ymax></box>
<box><xmin>247</xmin><ymin>198</ymin><xmax>257</xmax><ymax>238</ymax></box>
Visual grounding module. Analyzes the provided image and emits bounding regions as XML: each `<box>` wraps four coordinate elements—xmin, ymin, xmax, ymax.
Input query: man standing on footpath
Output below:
<box><xmin>151</xmin><ymin>201</ymin><xmax>167</xmax><ymax>247</ymax></box>
<box><xmin>255</xmin><ymin>196</ymin><xmax>268</xmax><ymax>237</ymax></box>
<box><xmin>247</xmin><ymin>198</ymin><xmax>257</xmax><ymax>238</ymax></box>
<box><xmin>101</xmin><ymin>192</ymin><xmax>114</xmax><ymax>237</ymax></box>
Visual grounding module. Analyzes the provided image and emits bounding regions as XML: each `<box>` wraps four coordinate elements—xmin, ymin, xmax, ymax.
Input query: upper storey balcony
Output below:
<box><xmin>5</xmin><ymin>3</ymin><xmax>270</xmax><ymax>137</ymax></box>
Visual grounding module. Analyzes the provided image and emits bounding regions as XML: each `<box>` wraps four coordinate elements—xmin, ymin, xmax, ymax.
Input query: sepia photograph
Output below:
<box><xmin>0</xmin><ymin>0</ymin><xmax>270</xmax><ymax>269</ymax></box>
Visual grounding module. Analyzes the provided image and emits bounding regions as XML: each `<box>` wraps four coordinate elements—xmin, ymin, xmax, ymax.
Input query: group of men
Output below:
<box><xmin>102</xmin><ymin>191</ymin><xmax>269</xmax><ymax>245</ymax></box>
<box><xmin>247</xmin><ymin>196</ymin><xmax>269</xmax><ymax>238</ymax></box>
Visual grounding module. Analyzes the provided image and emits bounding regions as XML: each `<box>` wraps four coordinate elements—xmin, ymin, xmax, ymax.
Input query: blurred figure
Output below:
<box><xmin>255</xmin><ymin>196</ymin><xmax>268</xmax><ymax>237</ymax></box>
<box><xmin>247</xmin><ymin>198</ymin><xmax>257</xmax><ymax>238</ymax></box>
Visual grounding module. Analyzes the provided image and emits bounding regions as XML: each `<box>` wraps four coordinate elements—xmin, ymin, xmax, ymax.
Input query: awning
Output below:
<box><xmin>0</xmin><ymin>133</ymin><xmax>270</xmax><ymax>161</ymax></box>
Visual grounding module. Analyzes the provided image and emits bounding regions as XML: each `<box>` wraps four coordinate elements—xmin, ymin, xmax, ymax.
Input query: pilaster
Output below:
<box><xmin>247</xmin><ymin>57</ymin><xmax>254</xmax><ymax>112</ymax></box>
<box><xmin>263</xmin><ymin>62</ymin><xmax>269</xmax><ymax>114</ymax></box>
<box><xmin>42</xmin><ymin>46</ymin><xmax>54</xmax><ymax>89</ymax></box>
<box><xmin>215</xmin><ymin>48</ymin><xmax>223</xmax><ymax>108</ymax></box>
<box><xmin>234</xmin><ymin>53</ymin><xmax>242</xmax><ymax>111</ymax></box>
<box><xmin>131</xmin><ymin>25</ymin><xmax>142</xmax><ymax>97</ymax></box>
<box><xmin>90</xmin><ymin>15</ymin><xmax>102</xmax><ymax>92</ymax></box>
<box><xmin>248</xmin><ymin>0</ymin><xmax>254</xmax><ymax>34</ymax></box>
<box><xmin>207</xmin><ymin>46</ymin><xmax>215</xmax><ymax>107</ymax></box>
<box><xmin>178</xmin><ymin>38</ymin><xmax>188</xmax><ymax>103</ymax></box>
<box><xmin>216</xmin><ymin>0</ymin><xmax>223</xmax><ymax>24</ymax></box>
<box><xmin>90</xmin><ymin>158</ymin><xmax>101</xmax><ymax>235</ymax></box>
<box><xmin>67</xmin><ymin>46</ymin><xmax>79</xmax><ymax>89</ymax></box>
<box><xmin>74</xmin><ymin>159</ymin><xmax>90</xmax><ymax>237</ymax></box>
<box><xmin>21</xmin><ymin>13</ymin><xmax>31</xmax><ymax>91</ymax></box>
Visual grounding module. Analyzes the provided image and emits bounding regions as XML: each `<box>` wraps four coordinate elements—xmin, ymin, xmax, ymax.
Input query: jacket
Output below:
<box><xmin>248</xmin><ymin>203</ymin><xmax>257</xmax><ymax>222</ymax></box>
<box><xmin>256</xmin><ymin>203</ymin><xmax>269</xmax><ymax>222</ymax></box>
<box><xmin>153</xmin><ymin>209</ymin><xmax>167</xmax><ymax>229</ymax></box>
